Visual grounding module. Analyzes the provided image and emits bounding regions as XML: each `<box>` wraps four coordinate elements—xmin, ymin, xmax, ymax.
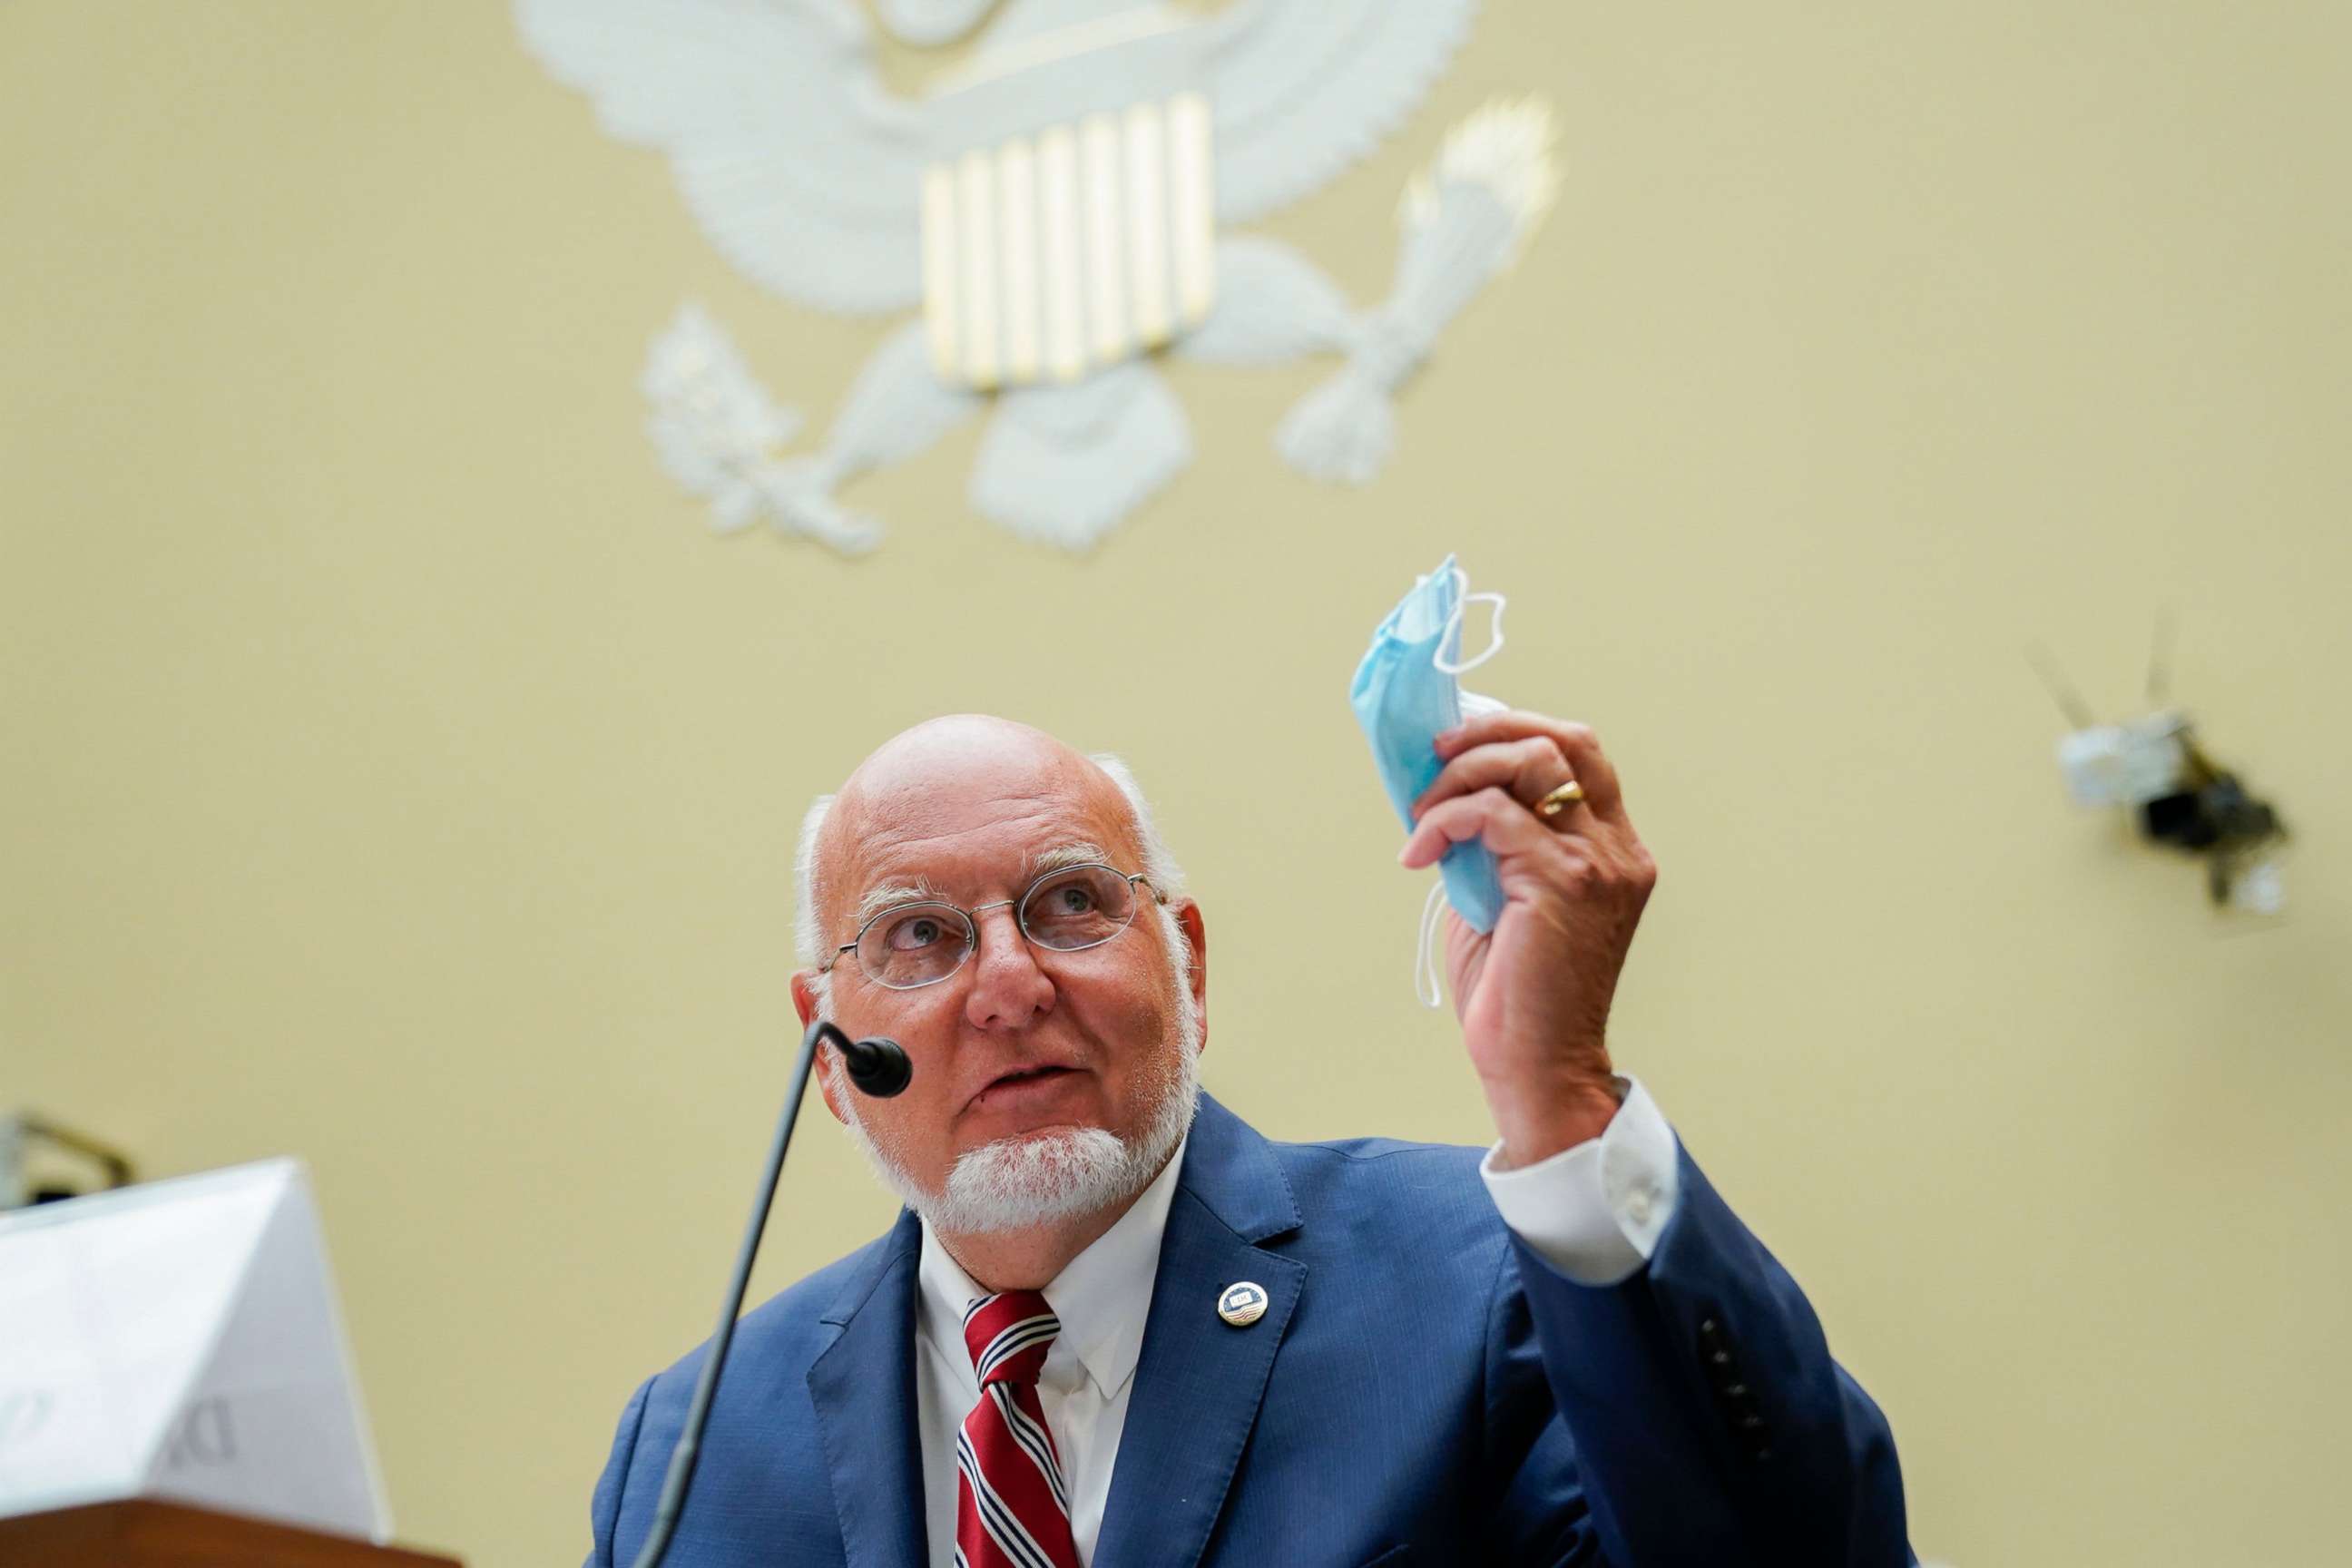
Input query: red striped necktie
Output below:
<box><xmin>956</xmin><ymin>1290</ymin><xmax>1082</xmax><ymax>1568</ymax></box>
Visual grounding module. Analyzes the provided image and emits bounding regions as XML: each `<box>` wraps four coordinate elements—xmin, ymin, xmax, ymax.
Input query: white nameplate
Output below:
<box><xmin>0</xmin><ymin>1159</ymin><xmax>390</xmax><ymax>1540</ymax></box>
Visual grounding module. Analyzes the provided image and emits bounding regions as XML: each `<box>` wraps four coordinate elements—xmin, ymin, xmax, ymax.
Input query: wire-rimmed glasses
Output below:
<box><xmin>818</xmin><ymin>864</ymin><xmax>1165</xmax><ymax>991</ymax></box>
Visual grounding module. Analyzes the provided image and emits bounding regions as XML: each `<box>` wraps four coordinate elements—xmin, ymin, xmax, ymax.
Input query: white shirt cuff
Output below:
<box><xmin>1478</xmin><ymin>1075</ymin><xmax>1681</xmax><ymax>1286</ymax></box>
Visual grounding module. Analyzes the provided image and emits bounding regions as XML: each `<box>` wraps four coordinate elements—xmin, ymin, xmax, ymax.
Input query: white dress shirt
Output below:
<box><xmin>911</xmin><ymin>1079</ymin><xmax>1680</xmax><ymax>1568</ymax></box>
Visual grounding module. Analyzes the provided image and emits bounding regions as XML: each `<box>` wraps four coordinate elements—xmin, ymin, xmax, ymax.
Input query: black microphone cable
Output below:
<box><xmin>629</xmin><ymin>1019</ymin><xmax>910</xmax><ymax>1568</ymax></box>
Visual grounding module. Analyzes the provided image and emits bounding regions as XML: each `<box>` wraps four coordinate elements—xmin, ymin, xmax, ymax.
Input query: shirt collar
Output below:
<box><xmin>916</xmin><ymin>1133</ymin><xmax>1190</xmax><ymax>1401</ymax></box>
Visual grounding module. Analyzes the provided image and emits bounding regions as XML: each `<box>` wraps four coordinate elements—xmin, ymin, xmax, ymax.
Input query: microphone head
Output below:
<box><xmin>804</xmin><ymin>1020</ymin><xmax>914</xmax><ymax>1098</ymax></box>
<box><xmin>843</xmin><ymin>1035</ymin><xmax>912</xmax><ymax>1098</ymax></box>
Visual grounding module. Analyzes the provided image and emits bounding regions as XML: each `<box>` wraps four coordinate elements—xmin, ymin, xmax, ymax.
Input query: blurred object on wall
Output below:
<box><xmin>2033</xmin><ymin>616</ymin><xmax>2290</xmax><ymax>913</ymax></box>
<box><xmin>522</xmin><ymin>0</ymin><xmax>1559</xmax><ymax>553</ymax></box>
<box><xmin>0</xmin><ymin>1112</ymin><xmax>134</xmax><ymax>1211</ymax></box>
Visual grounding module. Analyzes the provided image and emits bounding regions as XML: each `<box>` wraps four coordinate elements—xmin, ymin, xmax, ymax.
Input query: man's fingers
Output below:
<box><xmin>1399</xmin><ymin>788</ymin><xmax>1565</xmax><ymax>870</ymax></box>
<box><xmin>1411</xmin><ymin>736</ymin><xmax>1582</xmax><ymax>822</ymax></box>
<box><xmin>1437</xmin><ymin>710</ymin><xmax>1625</xmax><ymax>818</ymax></box>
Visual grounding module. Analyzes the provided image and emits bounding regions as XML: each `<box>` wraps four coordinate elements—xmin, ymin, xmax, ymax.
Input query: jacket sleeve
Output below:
<box><xmin>585</xmin><ymin>1377</ymin><xmax>653</xmax><ymax>1568</ymax></box>
<box><xmin>1488</xmin><ymin>1146</ymin><xmax>1914</xmax><ymax>1567</ymax></box>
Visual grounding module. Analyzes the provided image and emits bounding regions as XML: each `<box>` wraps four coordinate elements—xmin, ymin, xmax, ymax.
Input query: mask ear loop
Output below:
<box><xmin>1418</xmin><ymin>566</ymin><xmax>1497</xmax><ymax>1005</ymax></box>
<box><xmin>1413</xmin><ymin>881</ymin><xmax>1447</xmax><ymax>1008</ymax></box>
<box><xmin>1431</xmin><ymin>568</ymin><xmax>1507</xmax><ymax>677</ymax></box>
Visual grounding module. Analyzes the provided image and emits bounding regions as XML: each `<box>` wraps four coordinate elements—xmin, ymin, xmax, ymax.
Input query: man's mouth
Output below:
<box><xmin>971</xmin><ymin>1064</ymin><xmax>1081</xmax><ymax>1109</ymax></box>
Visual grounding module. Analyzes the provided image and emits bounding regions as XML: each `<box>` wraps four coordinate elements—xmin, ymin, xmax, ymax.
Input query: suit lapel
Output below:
<box><xmin>807</xmin><ymin>1210</ymin><xmax>928</xmax><ymax>1568</ymax></box>
<box><xmin>1093</xmin><ymin>1094</ymin><xmax>1305</xmax><ymax>1568</ymax></box>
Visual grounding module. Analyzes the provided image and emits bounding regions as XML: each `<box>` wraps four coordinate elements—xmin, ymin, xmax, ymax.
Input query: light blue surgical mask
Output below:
<box><xmin>1350</xmin><ymin>554</ymin><xmax>1508</xmax><ymax>1004</ymax></box>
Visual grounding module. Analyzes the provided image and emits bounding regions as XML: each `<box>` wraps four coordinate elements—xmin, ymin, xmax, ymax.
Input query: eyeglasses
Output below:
<box><xmin>818</xmin><ymin>864</ymin><xmax>1166</xmax><ymax>992</ymax></box>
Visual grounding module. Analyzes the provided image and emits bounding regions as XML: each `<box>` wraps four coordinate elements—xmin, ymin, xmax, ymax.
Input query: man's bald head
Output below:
<box><xmin>820</xmin><ymin>715</ymin><xmax>1116</xmax><ymax>883</ymax></box>
<box><xmin>794</xmin><ymin>716</ymin><xmax>1185</xmax><ymax>982</ymax></box>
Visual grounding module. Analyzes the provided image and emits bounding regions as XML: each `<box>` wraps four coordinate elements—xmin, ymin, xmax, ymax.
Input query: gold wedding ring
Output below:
<box><xmin>1535</xmin><ymin>779</ymin><xmax>1585</xmax><ymax>818</ymax></box>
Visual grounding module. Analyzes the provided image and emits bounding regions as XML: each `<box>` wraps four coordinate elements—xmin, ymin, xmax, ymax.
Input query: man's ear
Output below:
<box><xmin>790</xmin><ymin>972</ymin><xmax>849</xmax><ymax>1126</ymax></box>
<box><xmin>1174</xmin><ymin>897</ymin><xmax>1208</xmax><ymax>1054</ymax></box>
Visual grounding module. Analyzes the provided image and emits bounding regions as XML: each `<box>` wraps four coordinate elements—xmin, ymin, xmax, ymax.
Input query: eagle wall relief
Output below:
<box><xmin>518</xmin><ymin>0</ymin><xmax>1558</xmax><ymax>554</ymax></box>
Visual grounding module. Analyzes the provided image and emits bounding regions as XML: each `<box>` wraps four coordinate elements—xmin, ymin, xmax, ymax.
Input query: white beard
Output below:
<box><xmin>833</xmin><ymin>924</ymin><xmax>1202</xmax><ymax>1236</ymax></box>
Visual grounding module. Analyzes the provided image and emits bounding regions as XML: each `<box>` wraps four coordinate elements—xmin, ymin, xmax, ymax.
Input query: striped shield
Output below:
<box><xmin>920</xmin><ymin>93</ymin><xmax>1216</xmax><ymax>390</ymax></box>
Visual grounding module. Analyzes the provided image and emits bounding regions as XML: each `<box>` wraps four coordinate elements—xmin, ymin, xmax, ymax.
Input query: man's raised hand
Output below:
<box><xmin>1399</xmin><ymin>710</ymin><xmax>1658</xmax><ymax>1167</ymax></box>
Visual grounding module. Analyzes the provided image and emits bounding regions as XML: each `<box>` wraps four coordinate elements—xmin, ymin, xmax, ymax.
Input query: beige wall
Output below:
<box><xmin>6</xmin><ymin>3</ymin><xmax>2348</xmax><ymax>1563</ymax></box>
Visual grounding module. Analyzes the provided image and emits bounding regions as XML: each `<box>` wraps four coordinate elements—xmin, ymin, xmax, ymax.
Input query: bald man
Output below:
<box><xmin>585</xmin><ymin>715</ymin><xmax>1912</xmax><ymax>1568</ymax></box>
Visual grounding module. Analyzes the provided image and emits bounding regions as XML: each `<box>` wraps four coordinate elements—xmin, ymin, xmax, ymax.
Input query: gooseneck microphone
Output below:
<box><xmin>834</xmin><ymin>1024</ymin><xmax>913</xmax><ymax>1097</ymax></box>
<box><xmin>630</xmin><ymin>1019</ymin><xmax>909</xmax><ymax>1568</ymax></box>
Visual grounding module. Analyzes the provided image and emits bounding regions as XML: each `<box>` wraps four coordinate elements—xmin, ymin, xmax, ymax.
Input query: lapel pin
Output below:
<box><xmin>1218</xmin><ymin>1281</ymin><xmax>1268</xmax><ymax>1328</ymax></box>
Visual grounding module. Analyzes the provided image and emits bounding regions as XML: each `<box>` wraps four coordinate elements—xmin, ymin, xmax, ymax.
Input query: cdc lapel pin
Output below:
<box><xmin>1218</xmin><ymin>1281</ymin><xmax>1269</xmax><ymax>1328</ymax></box>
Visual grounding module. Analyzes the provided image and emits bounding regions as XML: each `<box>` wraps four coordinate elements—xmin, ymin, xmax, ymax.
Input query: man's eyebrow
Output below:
<box><xmin>1025</xmin><ymin>841</ymin><xmax>1112</xmax><ymax>878</ymax></box>
<box><xmin>843</xmin><ymin>844</ymin><xmax>1113</xmax><ymax>933</ymax></box>
<box><xmin>848</xmin><ymin>874</ymin><xmax>941</xmax><ymax>929</ymax></box>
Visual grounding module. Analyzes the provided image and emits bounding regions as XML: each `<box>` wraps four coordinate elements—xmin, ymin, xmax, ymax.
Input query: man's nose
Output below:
<box><xmin>964</xmin><ymin>905</ymin><xmax>1054</xmax><ymax>1031</ymax></box>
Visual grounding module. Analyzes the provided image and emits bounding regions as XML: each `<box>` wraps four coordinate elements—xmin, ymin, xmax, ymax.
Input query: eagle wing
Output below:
<box><xmin>1200</xmin><ymin>0</ymin><xmax>1480</xmax><ymax>225</ymax></box>
<box><xmin>516</xmin><ymin>0</ymin><xmax>930</xmax><ymax>316</ymax></box>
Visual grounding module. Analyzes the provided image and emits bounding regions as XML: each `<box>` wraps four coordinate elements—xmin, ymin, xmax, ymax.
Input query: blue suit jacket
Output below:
<box><xmin>588</xmin><ymin>1093</ymin><xmax>1912</xmax><ymax>1566</ymax></box>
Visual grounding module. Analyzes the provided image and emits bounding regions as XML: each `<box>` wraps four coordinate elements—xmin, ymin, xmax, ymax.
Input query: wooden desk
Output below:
<box><xmin>0</xmin><ymin>1499</ymin><xmax>462</xmax><ymax>1566</ymax></box>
